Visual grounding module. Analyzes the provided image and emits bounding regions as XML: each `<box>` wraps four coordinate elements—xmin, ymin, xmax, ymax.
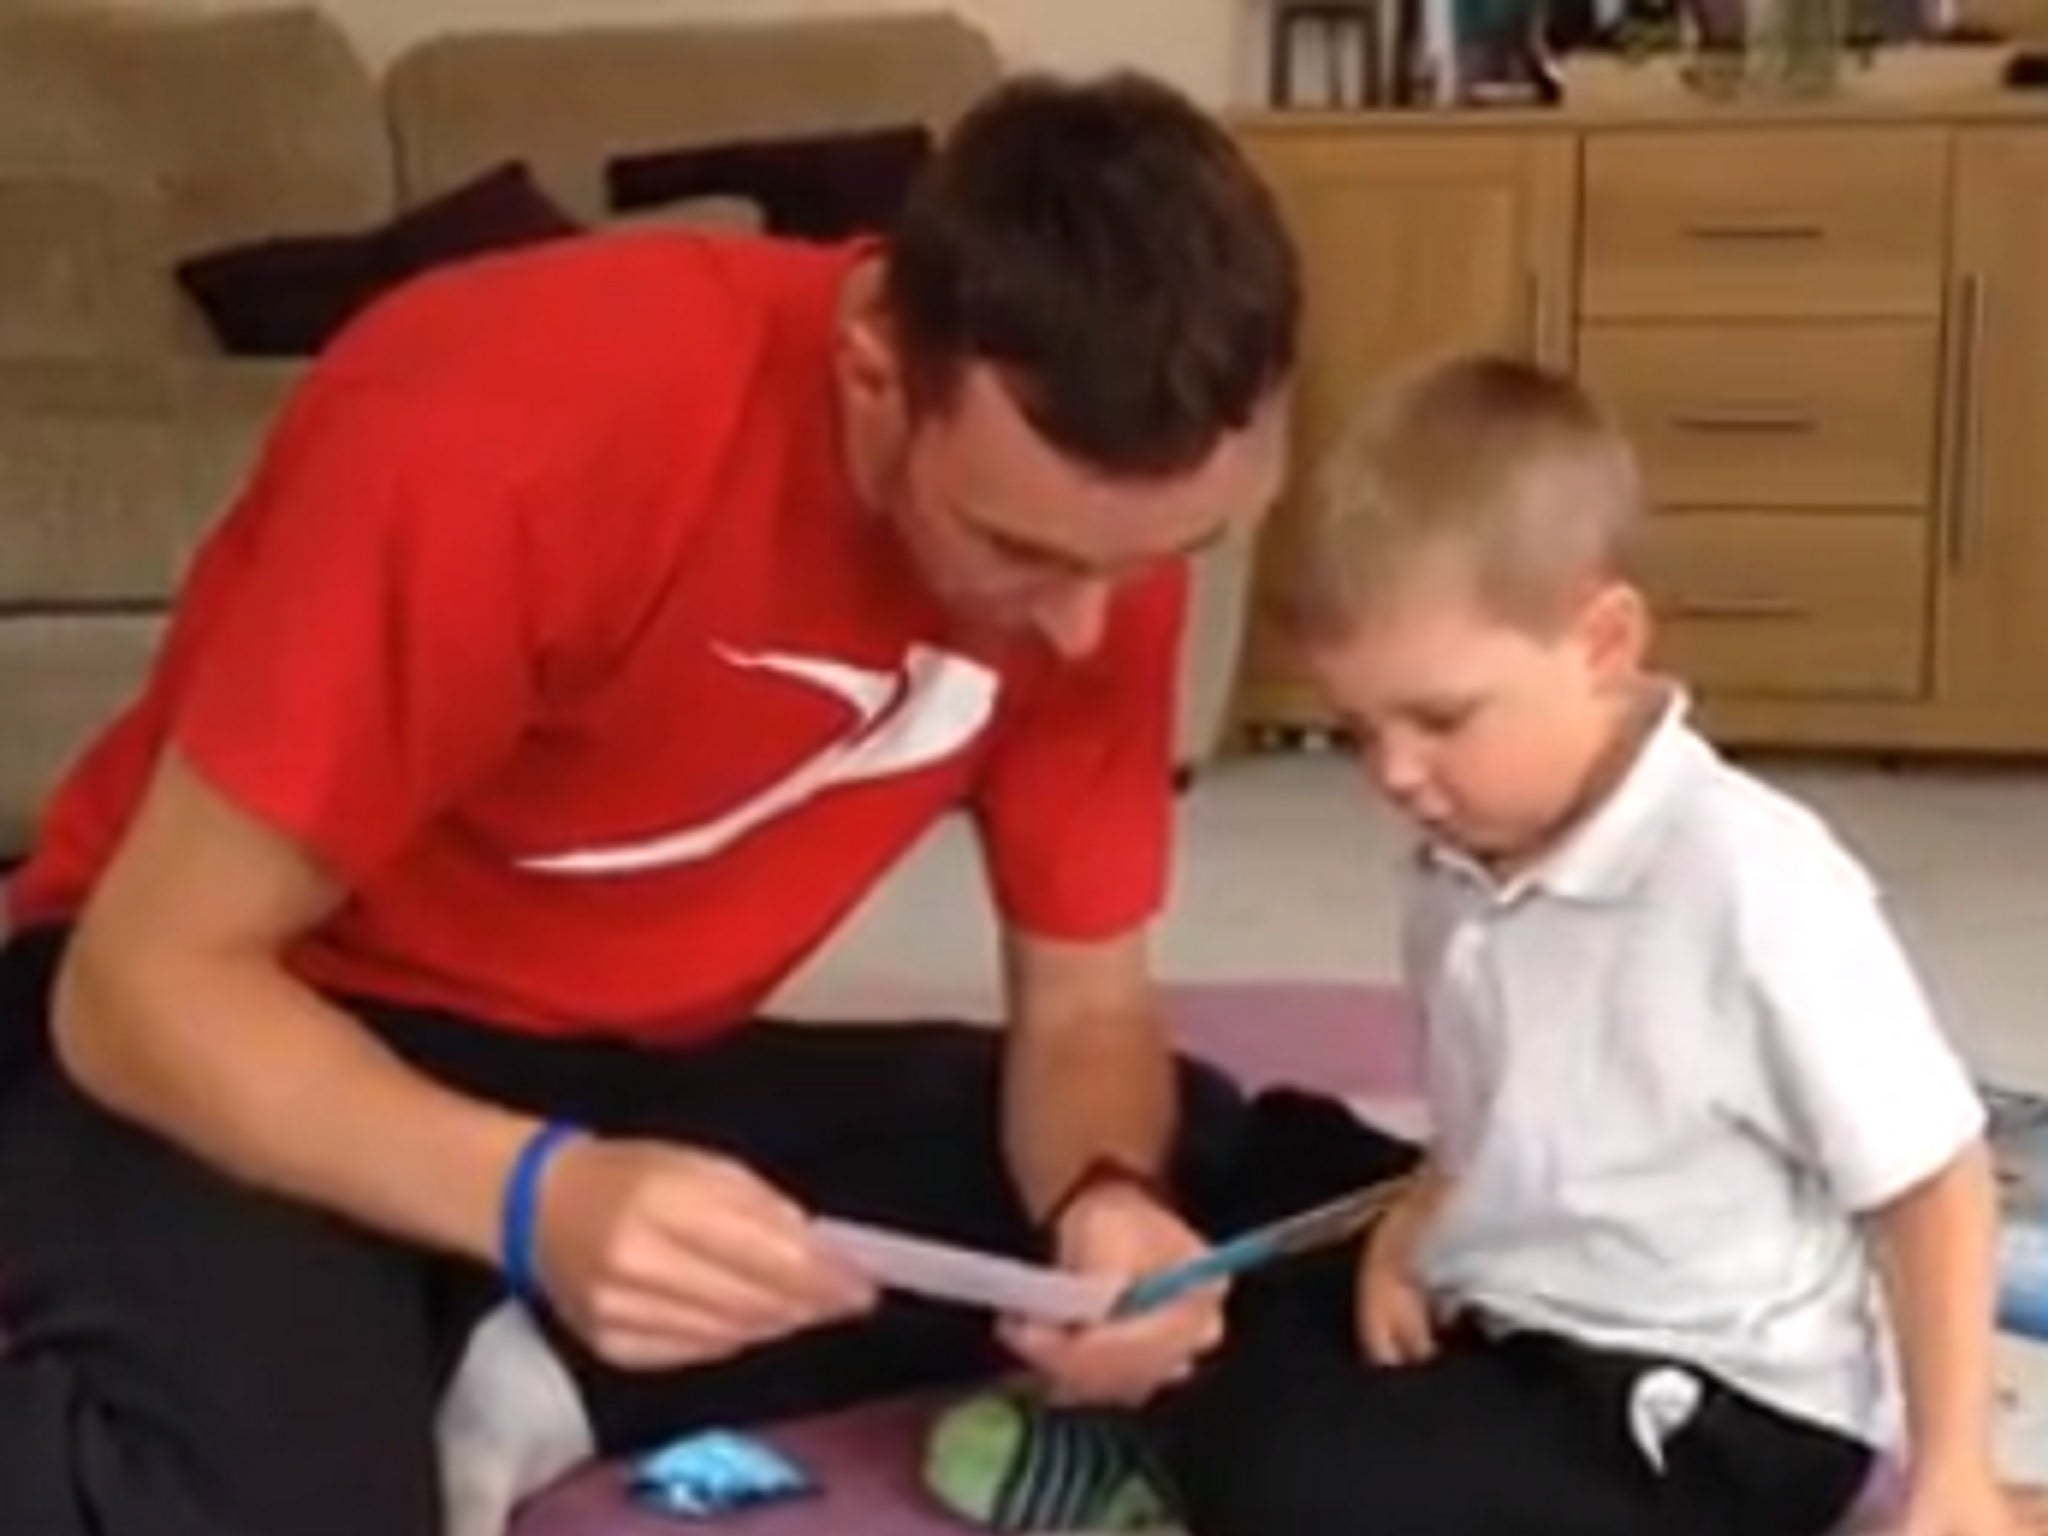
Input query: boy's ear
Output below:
<box><xmin>1576</xmin><ymin>580</ymin><xmax>1651</xmax><ymax>684</ymax></box>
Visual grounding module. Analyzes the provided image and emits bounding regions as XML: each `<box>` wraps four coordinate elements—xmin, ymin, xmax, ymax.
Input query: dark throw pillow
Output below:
<box><xmin>175</xmin><ymin>162</ymin><xmax>581</xmax><ymax>357</ymax></box>
<box><xmin>606</xmin><ymin>124</ymin><xmax>933</xmax><ymax>243</ymax></box>
<box><xmin>171</xmin><ymin>236</ymin><xmax>383</xmax><ymax>358</ymax></box>
<box><xmin>379</xmin><ymin>160</ymin><xmax>581</xmax><ymax>281</ymax></box>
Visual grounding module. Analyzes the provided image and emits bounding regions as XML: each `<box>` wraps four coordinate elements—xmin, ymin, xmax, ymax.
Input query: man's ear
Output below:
<box><xmin>836</xmin><ymin>274</ymin><xmax>908</xmax><ymax>416</ymax></box>
<box><xmin>1577</xmin><ymin>580</ymin><xmax>1651</xmax><ymax>685</ymax></box>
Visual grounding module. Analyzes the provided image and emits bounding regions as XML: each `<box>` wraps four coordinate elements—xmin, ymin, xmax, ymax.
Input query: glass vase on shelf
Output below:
<box><xmin>1744</xmin><ymin>0</ymin><xmax>1848</xmax><ymax>95</ymax></box>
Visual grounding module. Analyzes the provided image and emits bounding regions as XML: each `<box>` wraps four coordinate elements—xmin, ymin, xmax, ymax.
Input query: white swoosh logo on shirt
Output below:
<box><xmin>518</xmin><ymin>643</ymin><xmax>999</xmax><ymax>876</ymax></box>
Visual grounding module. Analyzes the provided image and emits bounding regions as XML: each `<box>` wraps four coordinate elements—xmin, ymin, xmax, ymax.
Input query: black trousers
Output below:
<box><xmin>1152</xmin><ymin>1090</ymin><xmax>1880</xmax><ymax>1536</ymax></box>
<box><xmin>0</xmin><ymin>927</ymin><xmax>1244</xmax><ymax>1536</ymax></box>
<box><xmin>0</xmin><ymin>925</ymin><xmax>1878</xmax><ymax>1536</ymax></box>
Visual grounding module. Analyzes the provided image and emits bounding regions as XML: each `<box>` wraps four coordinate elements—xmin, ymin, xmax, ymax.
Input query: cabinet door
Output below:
<box><xmin>1940</xmin><ymin>129</ymin><xmax>2048</xmax><ymax>716</ymax></box>
<box><xmin>1232</xmin><ymin>128</ymin><xmax>1578</xmax><ymax>734</ymax></box>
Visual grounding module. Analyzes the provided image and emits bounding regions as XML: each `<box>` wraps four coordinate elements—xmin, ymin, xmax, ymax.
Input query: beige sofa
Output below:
<box><xmin>0</xmin><ymin>3</ymin><xmax>1256</xmax><ymax>859</ymax></box>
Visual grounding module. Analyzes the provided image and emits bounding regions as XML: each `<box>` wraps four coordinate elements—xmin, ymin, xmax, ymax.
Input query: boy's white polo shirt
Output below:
<box><xmin>1406</xmin><ymin>691</ymin><xmax>1985</xmax><ymax>1449</ymax></box>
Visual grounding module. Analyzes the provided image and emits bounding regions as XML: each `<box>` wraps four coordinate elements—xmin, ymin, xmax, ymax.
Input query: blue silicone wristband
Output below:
<box><xmin>502</xmin><ymin>1120</ymin><xmax>582</xmax><ymax>1306</ymax></box>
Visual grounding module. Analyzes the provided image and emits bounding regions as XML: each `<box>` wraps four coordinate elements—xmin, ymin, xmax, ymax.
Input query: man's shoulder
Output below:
<box><xmin>314</xmin><ymin>230</ymin><xmax>828</xmax><ymax>419</ymax></box>
<box><xmin>246</xmin><ymin>231</ymin><xmax>861</xmax><ymax>541</ymax></box>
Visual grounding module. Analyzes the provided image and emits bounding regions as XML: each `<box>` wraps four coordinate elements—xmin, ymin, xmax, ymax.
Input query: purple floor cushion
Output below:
<box><xmin>513</xmin><ymin>981</ymin><xmax>1415</xmax><ymax>1536</ymax></box>
<box><xmin>520</xmin><ymin>1392</ymin><xmax>966</xmax><ymax>1536</ymax></box>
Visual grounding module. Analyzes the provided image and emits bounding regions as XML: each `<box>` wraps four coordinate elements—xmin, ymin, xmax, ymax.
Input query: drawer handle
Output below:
<box><xmin>1670</xmin><ymin>410</ymin><xmax>1817</xmax><ymax>436</ymax></box>
<box><xmin>1942</xmin><ymin>272</ymin><xmax>1988</xmax><ymax>572</ymax></box>
<box><xmin>1683</xmin><ymin>221</ymin><xmax>1827</xmax><ymax>243</ymax></box>
<box><xmin>1669</xmin><ymin>597</ymin><xmax>1810</xmax><ymax>622</ymax></box>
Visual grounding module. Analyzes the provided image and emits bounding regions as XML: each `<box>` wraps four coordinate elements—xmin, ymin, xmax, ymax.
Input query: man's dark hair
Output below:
<box><xmin>884</xmin><ymin>71</ymin><xmax>1301</xmax><ymax>479</ymax></box>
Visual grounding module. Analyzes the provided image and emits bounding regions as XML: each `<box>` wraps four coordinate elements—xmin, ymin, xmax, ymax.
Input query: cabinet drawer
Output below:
<box><xmin>1640</xmin><ymin>513</ymin><xmax>1928</xmax><ymax>698</ymax></box>
<box><xmin>1582</xmin><ymin>128</ymin><xmax>1947</xmax><ymax>320</ymax></box>
<box><xmin>1580</xmin><ymin>321</ymin><xmax>1940</xmax><ymax>509</ymax></box>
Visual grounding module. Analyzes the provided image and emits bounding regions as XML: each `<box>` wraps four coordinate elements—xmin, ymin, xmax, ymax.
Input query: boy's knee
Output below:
<box><xmin>1156</xmin><ymin>1365</ymin><xmax>1354</xmax><ymax>1536</ymax></box>
<box><xmin>1168</xmin><ymin>1426</ymin><xmax>1335</xmax><ymax>1536</ymax></box>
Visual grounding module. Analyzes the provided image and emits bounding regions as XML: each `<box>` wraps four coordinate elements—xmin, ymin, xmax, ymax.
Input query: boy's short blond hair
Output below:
<box><xmin>1288</xmin><ymin>353</ymin><xmax>1642</xmax><ymax>641</ymax></box>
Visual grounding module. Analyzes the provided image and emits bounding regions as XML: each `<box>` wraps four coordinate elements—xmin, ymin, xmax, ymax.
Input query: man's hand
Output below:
<box><xmin>535</xmin><ymin>1137</ymin><xmax>877</xmax><ymax>1372</ymax></box>
<box><xmin>1001</xmin><ymin>1178</ymin><xmax>1223</xmax><ymax>1406</ymax></box>
<box><xmin>1893</xmin><ymin>1456</ymin><xmax>2027</xmax><ymax>1536</ymax></box>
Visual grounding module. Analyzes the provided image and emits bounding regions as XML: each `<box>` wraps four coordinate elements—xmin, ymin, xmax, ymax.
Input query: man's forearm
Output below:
<box><xmin>1872</xmin><ymin>1140</ymin><xmax>2003</xmax><ymax>1468</ymax></box>
<box><xmin>56</xmin><ymin>935</ymin><xmax>533</xmax><ymax>1266</ymax></box>
<box><xmin>1003</xmin><ymin>1000</ymin><xmax>1176</xmax><ymax>1222</ymax></box>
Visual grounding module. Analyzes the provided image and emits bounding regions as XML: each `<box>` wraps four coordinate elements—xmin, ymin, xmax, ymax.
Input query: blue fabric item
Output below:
<box><xmin>1990</xmin><ymin>1086</ymin><xmax>2048</xmax><ymax>1339</ymax></box>
<box><xmin>629</xmin><ymin>1430</ymin><xmax>819</xmax><ymax>1519</ymax></box>
<box><xmin>500</xmin><ymin>1121</ymin><xmax>583</xmax><ymax>1305</ymax></box>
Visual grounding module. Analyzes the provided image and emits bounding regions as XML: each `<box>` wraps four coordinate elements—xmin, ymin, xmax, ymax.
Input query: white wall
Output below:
<box><xmin>172</xmin><ymin>0</ymin><xmax>1261</xmax><ymax>104</ymax></box>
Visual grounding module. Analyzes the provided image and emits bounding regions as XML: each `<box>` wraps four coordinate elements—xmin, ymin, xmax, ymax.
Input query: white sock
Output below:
<box><xmin>438</xmin><ymin>1302</ymin><xmax>597</xmax><ymax>1536</ymax></box>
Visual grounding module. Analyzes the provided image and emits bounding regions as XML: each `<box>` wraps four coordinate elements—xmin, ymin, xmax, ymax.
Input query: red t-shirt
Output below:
<box><xmin>9</xmin><ymin>232</ymin><xmax>1185</xmax><ymax>1044</ymax></box>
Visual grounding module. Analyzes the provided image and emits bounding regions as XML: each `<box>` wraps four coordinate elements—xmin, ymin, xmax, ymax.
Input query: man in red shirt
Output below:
<box><xmin>0</xmin><ymin>71</ymin><xmax>1297</xmax><ymax>1536</ymax></box>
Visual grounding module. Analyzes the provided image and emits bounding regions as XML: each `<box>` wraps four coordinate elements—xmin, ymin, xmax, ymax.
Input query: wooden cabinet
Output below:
<box><xmin>1578</xmin><ymin>123</ymin><xmax>1947</xmax><ymax>739</ymax></box>
<box><xmin>1233</xmin><ymin>105</ymin><xmax>2048</xmax><ymax>756</ymax></box>
<box><xmin>1579</xmin><ymin>126</ymin><xmax>1947</xmax><ymax>321</ymax></box>
<box><xmin>1940</xmin><ymin>129</ymin><xmax>2048</xmax><ymax>720</ymax></box>
<box><xmin>1635</xmin><ymin>512</ymin><xmax>1930</xmax><ymax>699</ymax></box>
<box><xmin>1577</xmin><ymin>321</ymin><xmax>1940</xmax><ymax>510</ymax></box>
<box><xmin>1233</xmin><ymin>127</ymin><xmax>1578</xmax><ymax>732</ymax></box>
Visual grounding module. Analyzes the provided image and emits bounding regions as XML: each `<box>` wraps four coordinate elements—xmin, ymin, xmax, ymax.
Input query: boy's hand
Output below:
<box><xmin>1356</xmin><ymin>1192</ymin><xmax>1437</xmax><ymax>1367</ymax></box>
<box><xmin>1893</xmin><ymin>1457</ymin><xmax>2027</xmax><ymax>1536</ymax></box>
<box><xmin>1353</xmin><ymin>1161</ymin><xmax>1451</xmax><ymax>1367</ymax></box>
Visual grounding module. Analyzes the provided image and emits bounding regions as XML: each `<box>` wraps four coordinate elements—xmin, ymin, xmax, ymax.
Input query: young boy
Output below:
<box><xmin>1153</xmin><ymin>354</ymin><xmax>2018</xmax><ymax>1536</ymax></box>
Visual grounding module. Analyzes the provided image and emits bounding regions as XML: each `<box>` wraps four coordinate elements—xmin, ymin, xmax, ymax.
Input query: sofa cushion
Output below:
<box><xmin>0</xmin><ymin>614</ymin><xmax>165</xmax><ymax>859</ymax></box>
<box><xmin>608</xmin><ymin>125</ymin><xmax>932</xmax><ymax>241</ymax></box>
<box><xmin>0</xmin><ymin>5</ymin><xmax>396</xmax><ymax>356</ymax></box>
<box><xmin>174</xmin><ymin>161</ymin><xmax>580</xmax><ymax>357</ymax></box>
<box><xmin>0</xmin><ymin>358</ymin><xmax>297</xmax><ymax>607</ymax></box>
<box><xmin>0</xmin><ymin>169</ymin><xmax>182</xmax><ymax>358</ymax></box>
<box><xmin>384</xmin><ymin>13</ymin><xmax>999</xmax><ymax>226</ymax></box>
